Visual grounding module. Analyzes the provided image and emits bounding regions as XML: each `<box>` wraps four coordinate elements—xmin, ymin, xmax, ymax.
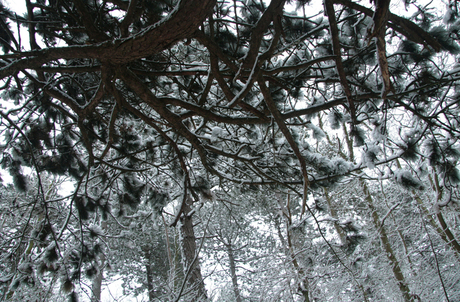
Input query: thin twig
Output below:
<box><xmin>419</xmin><ymin>205</ymin><xmax>450</xmax><ymax>302</ymax></box>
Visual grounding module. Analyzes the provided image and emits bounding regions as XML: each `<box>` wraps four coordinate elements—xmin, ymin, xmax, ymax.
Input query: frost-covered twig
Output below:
<box><xmin>419</xmin><ymin>206</ymin><xmax>450</xmax><ymax>302</ymax></box>
<box><xmin>378</xmin><ymin>202</ymin><xmax>401</xmax><ymax>232</ymax></box>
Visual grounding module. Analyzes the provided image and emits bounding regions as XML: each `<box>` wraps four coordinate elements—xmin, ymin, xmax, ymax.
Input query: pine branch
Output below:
<box><xmin>334</xmin><ymin>0</ymin><xmax>442</xmax><ymax>51</ymax></box>
<box><xmin>324</xmin><ymin>0</ymin><xmax>357</xmax><ymax>124</ymax></box>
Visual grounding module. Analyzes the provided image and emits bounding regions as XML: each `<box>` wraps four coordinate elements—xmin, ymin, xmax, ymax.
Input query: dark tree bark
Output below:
<box><xmin>144</xmin><ymin>247</ymin><xmax>156</xmax><ymax>302</ymax></box>
<box><xmin>226</xmin><ymin>243</ymin><xmax>242</xmax><ymax>302</ymax></box>
<box><xmin>363</xmin><ymin>183</ymin><xmax>413</xmax><ymax>302</ymax></box>
<box><xmin>90</xmin><ymin>253</ymin><xmax>105</xmax><ymax>302</ymax></box>
<box><xmin>180</xmin><ymin>201</ymin><xmax>207</xmax><ymax>301</ymax></box>
<box><xmin>0</xmin><ymin>0</ymin><xmax>217</xmax><ymax>79</ymax></box>
<box><xmin>91</xmin><ymin>221</ymin><xmax>107</xmax><ymax>302</ymax></box>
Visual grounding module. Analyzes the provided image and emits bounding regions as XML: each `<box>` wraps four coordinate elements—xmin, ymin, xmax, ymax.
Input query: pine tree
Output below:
<box><xmin>1</xmin><ymin>0</ymin><xmax>459</xmax><ymax>300</ymax></box>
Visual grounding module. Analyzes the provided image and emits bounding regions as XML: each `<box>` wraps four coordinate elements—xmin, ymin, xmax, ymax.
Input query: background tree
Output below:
<box><xmin>0</xmin><ymin>175</ymin><xmax>71</xmax><ymax>301</ymax></box>
<box><xmin>0</xmin><ymin>0</ymin><xmax>460</xmax><ymax>300</ymax></box>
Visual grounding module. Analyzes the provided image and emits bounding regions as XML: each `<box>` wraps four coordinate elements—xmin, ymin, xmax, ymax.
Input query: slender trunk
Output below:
<box><xmin>287</xmin><ymin>228</ymin><xmax>310</xmax><ymax>302</ymax></box>
<box><xmin>324</xmin><ymin>188</ymin><xmax>347</xmax><ymax>246</ymax></box>
<box><xmin>436</xmin><ymin>212</ymin><xmax>460</xmax><ymax>252</ymax></box>
<box><xmin>226</xmin><ymin>244</ymin><xmax>242</xmax><ymax>302</ymax></box>
<box><xmin>179</xmin><ymin>201</ymin><xmax>207</xmax><ymax>301</ymax></box>
<box><xmin>430</xmin><ymin>173</ymin><xmax>460</xmax><ymax>255</ymax></box>
<box><xmin>413</xmin><ymin>193</ymin><xmax>460</xmax><ymax>260</ymax></box>
<box><xmin>276</xmin><ymin>193</ymin><xmax>310</xmax><ymax>302</ymax></box>
<box><xmin>396</xmin><ymin>228</ymin><xmax>416</xmax><ymax>274</ymax></box>
<box><xmin>363</xmin><ymin>183</ymin><xmax>413</xmax><ymax>302</ymax></box>
<box><xmin>91</xmin><ymin>252</ymin><xmax>105</xmax><ymax>302</ymax></box>
<box><xmin>144</xmin><ymin>247</ymin><xmax>155</xmax><ymax>302</ymax></box>
<box><xmin>342</xmin><ymin>126</ymin><xmax>403</xmax><ymax>301</ymax></box>
<box><xmin>91</xmin><ymin>221</ymin><xmax>107</xmax><ymax>302</ymax></box>
<box><xmin>163</xmin><ymin>214</ymin><xmax>183</xmax><ymax>296</ymax></box>
<box><xmin>378</xmin><ymin>180</ymin><xmax>416</xmax><ymax>274</ymax></box>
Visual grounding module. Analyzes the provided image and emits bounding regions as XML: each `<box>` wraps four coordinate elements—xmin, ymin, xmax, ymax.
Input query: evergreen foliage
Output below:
<box><xmin>0</xmin><ymin>0</ymin><xmax>459</xmax><ymax>301</ymax></box>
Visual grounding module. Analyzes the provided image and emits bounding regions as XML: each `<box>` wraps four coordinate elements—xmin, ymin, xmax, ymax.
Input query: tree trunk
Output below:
<box><xmin>276</xmin><ymin>193</ymin><xmax>310</xmax><ymax>302</ymax></box>
<box><xmin>287</xmin><ymin>227</ymin><xmax>310</xmax><ymax>302</ymax></box>
<box><xmin>91</xmin><ymin>221</ymin><xmax>107</xmax><ymax>302</ymax></box>
<box><xmin>180</xmin><ymin>201</ymin><xmax>207</xmax><ymax>301</ymax></box>
<box><xmin>436</xmin><ymin>212</ymin><xmax>460</xmax><ymax>253</ymax></box>
<box><xmin>413</xmin><ymin>193</ymin><xmax>460</xmax><ymax>260</ymax></box>
<box><xmin>144</xmin><ymin>247</ymin><xmax>155</xmax><ymax>302</ymax></box>
<box><xmin>226</xmin><ymin>243</ymin><xmax>242</xmax><ymax>302</ymax></box>
<box><xmin>324</xmin><ymin>188</ymin><xmax>347</xmax><ymax>246</ymax></box>
<box><xmin>91</xmin><ymin>254</ymin><xmax>104</xmax><ymax>302</ymax></box>
<box><xmin>363</xmin><ymin>183</ymin><xmax>413</xmax><ymax>302</ymax></box>
<box><xmin>430</xmin><ymin>172</ymin><xmax>460</xmax><ymax>256</ymax></box>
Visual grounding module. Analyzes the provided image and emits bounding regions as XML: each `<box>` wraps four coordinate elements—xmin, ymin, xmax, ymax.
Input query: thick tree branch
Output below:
<box><xmin>369</xmin><ymin>0</ymin><xmax>393</xmax><ymax>97</ymax></box>
<box><xmin>324</xmin><ymin>0</ymin><xmax>357</xmax><ymax>124</ymax></box>
<box><xmin>107</xmin><ymin>0</ymin><xmax>216</xmax><ymax>63</ymax></box>
<box><xmin>240</xmin><ymin>0</ymin><xmax>286</xmax><ymax>70</ymax></box>
<box><xmin>120</xmin><ymin>0</ymin><xmax>140</xmax><ymax>38</ymax></box>
<box><xmin>158</xmin><ymin>97</ymin><xmax>268</xmax><ymax>125</ymax></box>
<box><xmin>0</xmin><ymin>0</ymin><xmax>216</xmax><ymax>79</ymax></box>
<box><xmin>72</xmin><ymin>0</ymin><xmax>110</xmax><ymax>42</ymax></box>
<box><xmin>117</xmin><ymin>66</ymin><xmax>217</xmax><ymax>176</ymax></box>
<box><xmin>257</xmin><ymin>74</ymin><xmax>310</xmax><ymax>215</ymax></box>
<box><xmin>334</xmin><ymin>0</ymin><xmax>442</xmax><ymax>51</ymax></box>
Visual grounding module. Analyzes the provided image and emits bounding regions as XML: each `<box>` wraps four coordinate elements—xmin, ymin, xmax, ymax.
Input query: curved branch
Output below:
<box><xmin>334</xmin><ymin>0</ymin><xmax>442</xmax><ymax>51</ymax></box>
<box><xmin>0</xmin><ymin>0</ymin><xmax>216</xmax><ymax>79</ymax></box>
